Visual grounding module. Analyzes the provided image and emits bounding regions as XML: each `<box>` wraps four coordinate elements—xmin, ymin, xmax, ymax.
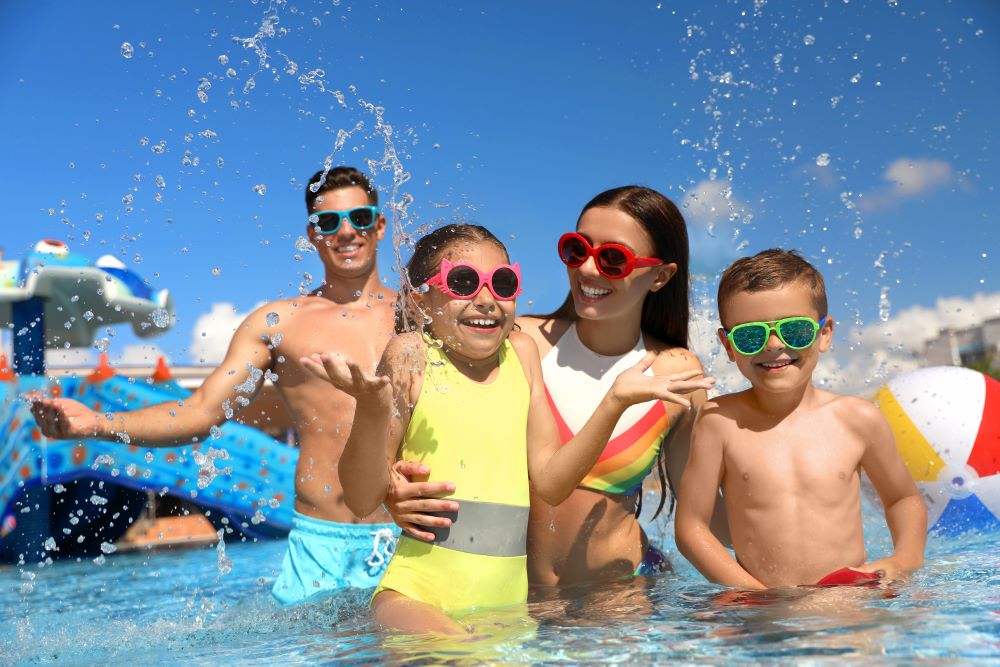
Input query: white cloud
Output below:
<box><xmin>681</xmin><ymin>179</ymin><xmax>750</xmax><ymax>276</ymax></box>
<box><xmin>189</xmin><ymin>301</ymin><xmax>265</xmax><ymax>365</ymax></box>
<box><xmin>689</xmin><ymin>290</ymin><xmax>1000</xmax><ymax>398</ymax></box>
<box><xmin>856</xmin><ymin>157</ymin><xmax>953</xmax><ymax>212</ymax></box>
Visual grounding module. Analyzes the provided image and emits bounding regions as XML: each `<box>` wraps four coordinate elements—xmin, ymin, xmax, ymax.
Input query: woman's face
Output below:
<box><xmin>568</xmin><ymin>206</ymin><xmax>676</xmax><ymax>323</ymax></box>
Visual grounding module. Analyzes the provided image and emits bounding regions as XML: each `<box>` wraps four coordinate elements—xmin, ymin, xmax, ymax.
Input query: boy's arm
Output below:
<box><xmin>660</xmin><ymin>351</ymin><xmax>732</xmax><ymax>546</ymax></box>
<box><xmin>512</xmin><ymin>332</ymin><xmax>714</xmax><ymax>506</ymax></box>
<box><xmin>31</xmin><ymin>304</ymin><xmax>278</xmax><ymax>445</ymax></box>
<box><xmin>303</xmin><ymin>335</ymin><xmax>416</xmax><ymax>518</ymax></box>
<box><xmin>855</xmin><ymin>401</ymin><xmax>927</xmax><ymax>579</ymax></box>
<box><xmin>675</xmin><ymin>406</ymin><xmax>765</xmax><ymax>589</ymax></box>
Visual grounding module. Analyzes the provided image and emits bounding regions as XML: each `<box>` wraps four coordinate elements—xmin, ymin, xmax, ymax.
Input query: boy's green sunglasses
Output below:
<box><xmin>723</xmin><ymin>316</ymin><xmax>828</xmax><ymax>356</ymax></box>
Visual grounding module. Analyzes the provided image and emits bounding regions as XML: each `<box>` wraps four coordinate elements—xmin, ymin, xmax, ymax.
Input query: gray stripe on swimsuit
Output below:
<box><xmin>415</xmin><ymin>500</ymin><xmax>529</xmax><ymax>558</ymax></box>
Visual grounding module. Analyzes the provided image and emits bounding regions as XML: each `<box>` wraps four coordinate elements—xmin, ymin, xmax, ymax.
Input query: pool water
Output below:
<box><xmin>2</xmin><ymin>497</ymin><xmax>998</xmax><ymax>665</ymax></box>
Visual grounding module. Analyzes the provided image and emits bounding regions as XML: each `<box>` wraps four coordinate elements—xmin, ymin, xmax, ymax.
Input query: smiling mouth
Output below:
<box><xmin>758</xmin><ymin>358</ymin><xmax>797</xmax><ymax>371</ymax></box>
<box><xmin>334</xmin><ymin>243</ymin><xmax>361</xmax><ymax>254</ymax></box>
<box><xmin>461</xmin><ymin>317</ymin><xmax>501</xmax><ymax>331</ymax></box>
<box><xmin>579</xmin><ymin>282</ymin><xmax>612</xmax><ymax>299</ymax></box>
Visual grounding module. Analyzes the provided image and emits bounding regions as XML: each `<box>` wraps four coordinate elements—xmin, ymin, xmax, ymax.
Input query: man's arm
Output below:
<box><xmin>675</xmin><ymin>406</ymin><xmax>765</xmax><ymax>589</ymax></box>
<box><xmin>855</xmin><ymin>400</ymin><xmax>927</xmax><ymax>580</ymax></box>
<box><xmin>31</xmin><ymin>304</ymin><xmax>278</xmax><ymax>445</ymax></box>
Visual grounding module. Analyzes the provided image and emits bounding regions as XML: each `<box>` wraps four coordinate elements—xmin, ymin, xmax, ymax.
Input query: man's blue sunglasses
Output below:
<box><xmin>308</xmin><ymin>206</ymin><xmax>379</xmax><ymax>234</ymax></box>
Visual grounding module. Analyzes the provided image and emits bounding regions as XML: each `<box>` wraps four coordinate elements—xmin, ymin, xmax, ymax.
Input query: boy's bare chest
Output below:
<box><xmin>724</xmin><ymin>420</ymin><xmax>865</xmax><ymax>497</ymax></box>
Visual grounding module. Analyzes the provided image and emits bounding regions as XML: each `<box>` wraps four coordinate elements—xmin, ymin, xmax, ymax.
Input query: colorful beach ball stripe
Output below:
<box><xmin>874</xmin><ymin>366</ymin><xmax>1000</xmax><ymax>536</ymax></box>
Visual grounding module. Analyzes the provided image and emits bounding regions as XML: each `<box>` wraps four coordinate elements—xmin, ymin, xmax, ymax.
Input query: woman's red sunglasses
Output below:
<box><xmin>557</xmin><ymin>232</ymin><xmax>663</xmax><ymax>279</ymax></box>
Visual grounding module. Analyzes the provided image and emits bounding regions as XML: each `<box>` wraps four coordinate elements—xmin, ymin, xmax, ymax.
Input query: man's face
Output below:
<box><xmin>307</xmin><ymin>185</ymin><xmax>386</xmax><ymax>278</ymax></box>
<box><xmin>717</xmin><ymin>282</ymin><xmax>833</xmax><ymax>395</ymax></box>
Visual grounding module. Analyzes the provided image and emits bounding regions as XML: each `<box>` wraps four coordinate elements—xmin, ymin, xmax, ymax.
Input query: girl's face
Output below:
<box><xmin>419</xmin><ymin>240</ymin><xmax>518</xmax><ymax>363</ymax></box>
<box><xmin>568</xmin><ymin>206</ymin><xmax>676</xmax><ymax>323</ymax></box>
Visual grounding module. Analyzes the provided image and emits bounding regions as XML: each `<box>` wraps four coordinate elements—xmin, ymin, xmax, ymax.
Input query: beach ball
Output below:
<box><xmin>873</xmin><ymin>366</ymin><xmax>1000</xmax><ymax>536</ymax></box>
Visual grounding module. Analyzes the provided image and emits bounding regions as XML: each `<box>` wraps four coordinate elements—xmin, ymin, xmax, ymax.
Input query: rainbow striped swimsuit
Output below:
<box><xmin>541</xmin><ymin>323</ymin><xmax>671</xmax><ymax>495</ymax></box>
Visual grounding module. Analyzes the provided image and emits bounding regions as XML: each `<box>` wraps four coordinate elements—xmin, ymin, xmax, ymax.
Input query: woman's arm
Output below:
<box><xmin>511</xmin><ymin>331</ymin><xmax>715</xmax><ymax>506</ymax></box>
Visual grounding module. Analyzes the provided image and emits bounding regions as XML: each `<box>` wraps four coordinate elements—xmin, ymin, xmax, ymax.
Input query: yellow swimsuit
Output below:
<box><xmin>374</xmin><ymin>339</ymin><xmax>531</xmax><ymax>612</ymax></box>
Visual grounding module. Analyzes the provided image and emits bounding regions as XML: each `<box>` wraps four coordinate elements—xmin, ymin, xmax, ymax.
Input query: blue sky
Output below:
<box><xmin>1</xmin><ymin>0</ymin><xmax>997</xmax><ymax>391</ymax></box>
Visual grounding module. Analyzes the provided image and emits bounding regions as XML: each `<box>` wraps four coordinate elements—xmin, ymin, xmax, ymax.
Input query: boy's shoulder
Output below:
<box><xmin>822</xmin><ymin>390</ymin><xmax>886</xmax><ymax>429</ymax></box>
<box><xmin>695</xmin><ymin>390</ymin><xmax>752</xmax><ymax>426</ymax></box>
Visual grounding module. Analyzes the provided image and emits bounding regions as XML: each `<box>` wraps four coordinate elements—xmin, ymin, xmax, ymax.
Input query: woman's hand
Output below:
<box><xmin>611</xmin><ymin>351</ymin><xmax>715</xmax><ymax>409</ymax></box>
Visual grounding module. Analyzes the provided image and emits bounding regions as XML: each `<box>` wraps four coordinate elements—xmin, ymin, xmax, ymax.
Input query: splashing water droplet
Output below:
<box><xmin>878</xmin><ymin>287</ymin><xmax>891</xmax><ymax>322</ymax></box>
<box><xmin>211</xmin><ymin>267</ymin><xmax>221</xmax><ymax>276</ymax></box>
<box><xmin>252</xmin><ymin>183</ymin><xmax>266</xmax><ymax>195</ymax></box>
<box><xmin>216</xmin><ymin>529</ymin><xmax>233</xmax><ymax>575</ymax></box>
<box><xmin>803</xmin><ymin>34</ymin><xmax>816</xmax><ymax>45</ymax></box>
<box><xmin>266</xmin><ymin>312</ymin><xmax>279</xmax><ymax>327</ymax></box>
<box><xmin>151</xmin><ymin>308</ymin><xmax>170</xmax><ymax>328</ymax></box>
<box><xmin>120</xmin><ymin>42</ymin><xmax>134</xmax><ymax>59</ymax></box>
<box><xmin>815</xmin><ymin>153</ymin><xmax>831</xmax><ymax>167</ymax></box>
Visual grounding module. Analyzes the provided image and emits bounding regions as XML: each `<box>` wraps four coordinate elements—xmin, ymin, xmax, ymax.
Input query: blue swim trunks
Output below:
<box><xmin>271</xmin><ymin>511</ymin><xmax>400</xmax><ymax>606</ymax></box>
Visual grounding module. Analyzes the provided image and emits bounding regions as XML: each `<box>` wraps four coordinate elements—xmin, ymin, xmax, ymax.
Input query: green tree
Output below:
<box><xmin>964</xmin><ymin>354</ymin><xmax>1000</xmax><ymax>382</ymax></box>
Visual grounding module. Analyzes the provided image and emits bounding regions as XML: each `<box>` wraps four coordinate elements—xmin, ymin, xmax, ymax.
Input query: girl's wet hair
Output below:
<box><xmin>541</xmin><ymin>185</ymin><xmax>692</xmax><ymax>520</ymax></box>
<box><xmin>396</xmin><ymin>224</ymin><xmax>510</xmax><ymax>334</ymax></box>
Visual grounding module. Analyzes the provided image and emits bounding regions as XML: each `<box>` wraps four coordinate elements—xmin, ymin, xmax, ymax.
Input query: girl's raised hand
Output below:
<box><xmin>301</xmin><ymin>352</ymin><xmax>391</xmax><ymax>401</ymax></box>
<box><xmin>610</xmin><ymin>351</ymin><xmax>715</xmax><ymax>410</ymax></box>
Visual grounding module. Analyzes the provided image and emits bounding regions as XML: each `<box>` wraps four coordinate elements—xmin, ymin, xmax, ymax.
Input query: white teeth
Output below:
<box><xmin>466</xmin><ymin>318</ymin><xmax>497</xmax><ymax>327</ymax></box>
<box><xmin>761</xmin><ymin>360</ymin><xmax>792</xmax><ymax>368</ymax></box>
<box><xmin>581</xmin><ymin>285</ymin><xmax>611</xmax><ymax>298</ymax></box>
<box><xmin>336</xmin><ymin>244</ymin><xmax>359</xmax><ymax>252</ymax></box>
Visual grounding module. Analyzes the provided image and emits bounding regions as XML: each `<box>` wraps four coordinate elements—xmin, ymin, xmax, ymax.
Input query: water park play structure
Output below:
<box><xmin>0</xmin><ymin>240</ymin><xmax>296</xmax><ymax>563</ymax></box>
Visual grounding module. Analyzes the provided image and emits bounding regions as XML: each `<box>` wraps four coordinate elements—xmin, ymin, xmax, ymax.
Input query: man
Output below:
<box><xmin>31</xmin><ymin>166</ymin><xmax>400</xmax><ymax>604</ymax></box>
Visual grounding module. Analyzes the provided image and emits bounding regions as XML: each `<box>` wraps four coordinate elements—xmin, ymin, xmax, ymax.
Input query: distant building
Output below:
<box><xmin>924</xmin><ymin>317</ymin><xmax>1000</xmax><ymax>368</ymax></box>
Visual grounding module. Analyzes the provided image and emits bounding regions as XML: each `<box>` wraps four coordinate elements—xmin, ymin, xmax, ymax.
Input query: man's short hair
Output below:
<box><xmin>717</xmin><ymin>248</ymin><xmax>827</xmax><ymax>325</ymax></box>
<box><xmin>304</xmin><ymin>166</ymin><xmax>378</xmax><ymax>212</ymax></box>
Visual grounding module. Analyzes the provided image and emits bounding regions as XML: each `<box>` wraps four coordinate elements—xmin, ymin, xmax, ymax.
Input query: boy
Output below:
<box><xmin>675</xmin><ymin>249</ymin><xmax>926</xmax><ymax>589</ymax></box>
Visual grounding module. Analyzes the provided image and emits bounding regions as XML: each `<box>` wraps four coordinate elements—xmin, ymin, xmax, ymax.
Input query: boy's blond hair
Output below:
<box><xmin>717</xmin><ymin>249</ymin><xmax>827</xmax><ymax>325</ymax></box>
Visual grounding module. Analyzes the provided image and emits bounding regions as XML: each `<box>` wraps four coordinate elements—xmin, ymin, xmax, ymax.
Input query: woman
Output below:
<box><xmin>388</xmin><ymin>185</ymin><xmax>727</xmax><ymax>586</ymax></box>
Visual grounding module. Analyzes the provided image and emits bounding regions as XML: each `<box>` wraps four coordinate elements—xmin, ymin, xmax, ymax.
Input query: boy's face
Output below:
<box><xmin>717</xmin><ymin>282</ymin><xmax>833</xmax><ymax>394</ymax></box>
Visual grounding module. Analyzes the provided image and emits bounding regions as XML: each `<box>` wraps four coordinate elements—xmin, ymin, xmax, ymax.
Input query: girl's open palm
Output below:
<box><xmin>610</xmin><ymin>351</ymin><xmax>715</xmax><ymax>409</ymax></box>
<box><xmin>301</xmin><ymin>352</ymin><xmax>391</xmax><ymax>400</ymax></box>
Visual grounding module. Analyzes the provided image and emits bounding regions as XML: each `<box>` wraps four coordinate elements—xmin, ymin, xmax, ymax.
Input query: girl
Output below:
<box><xmin>389</xmin><ymin>188</ymin><xmax>730</xmax><ymax>589</ymax></box>
<box><xmin>302</xmin><ymin>224</ymin><xmax>713</xmax><ymax>634</ymax></box>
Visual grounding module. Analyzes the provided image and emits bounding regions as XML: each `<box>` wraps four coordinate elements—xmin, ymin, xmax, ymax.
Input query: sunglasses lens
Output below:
<box><xmin>314</xmin><ymin>212</ymin><xmax>342</xmax><ymax>233</ymax></box>
<box><xmin>491</xmin><ymin>267</ymin><xmax>519</xmax><ymax>299</ymax></box>
<box><xmin>731</xmin><ymin>325</ymin><xmax>768</xmax><ymax>355</ymax></box>
<box><xmin>348</xmin><ymin>207</ymin><xmax>375</xmax><ymax>228</ymax></box>
<box><xmin>446</xmin><ymin>266</ymin><xmax>481</xmax><ymax>298</ymax></box>
<box><xmin>559</xmin><ymin>237</ymin><xmax>588</xmax><ymax>267</ymax></box>
<box><xmin>597</xmin><ymin>247</ymin><xmax>630</xmax><ymax>277</ymax></box>
<box><xmin>778</xmin><ymin>318</ymin><xmax>817</xmax><ymax>349</ymax></box>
